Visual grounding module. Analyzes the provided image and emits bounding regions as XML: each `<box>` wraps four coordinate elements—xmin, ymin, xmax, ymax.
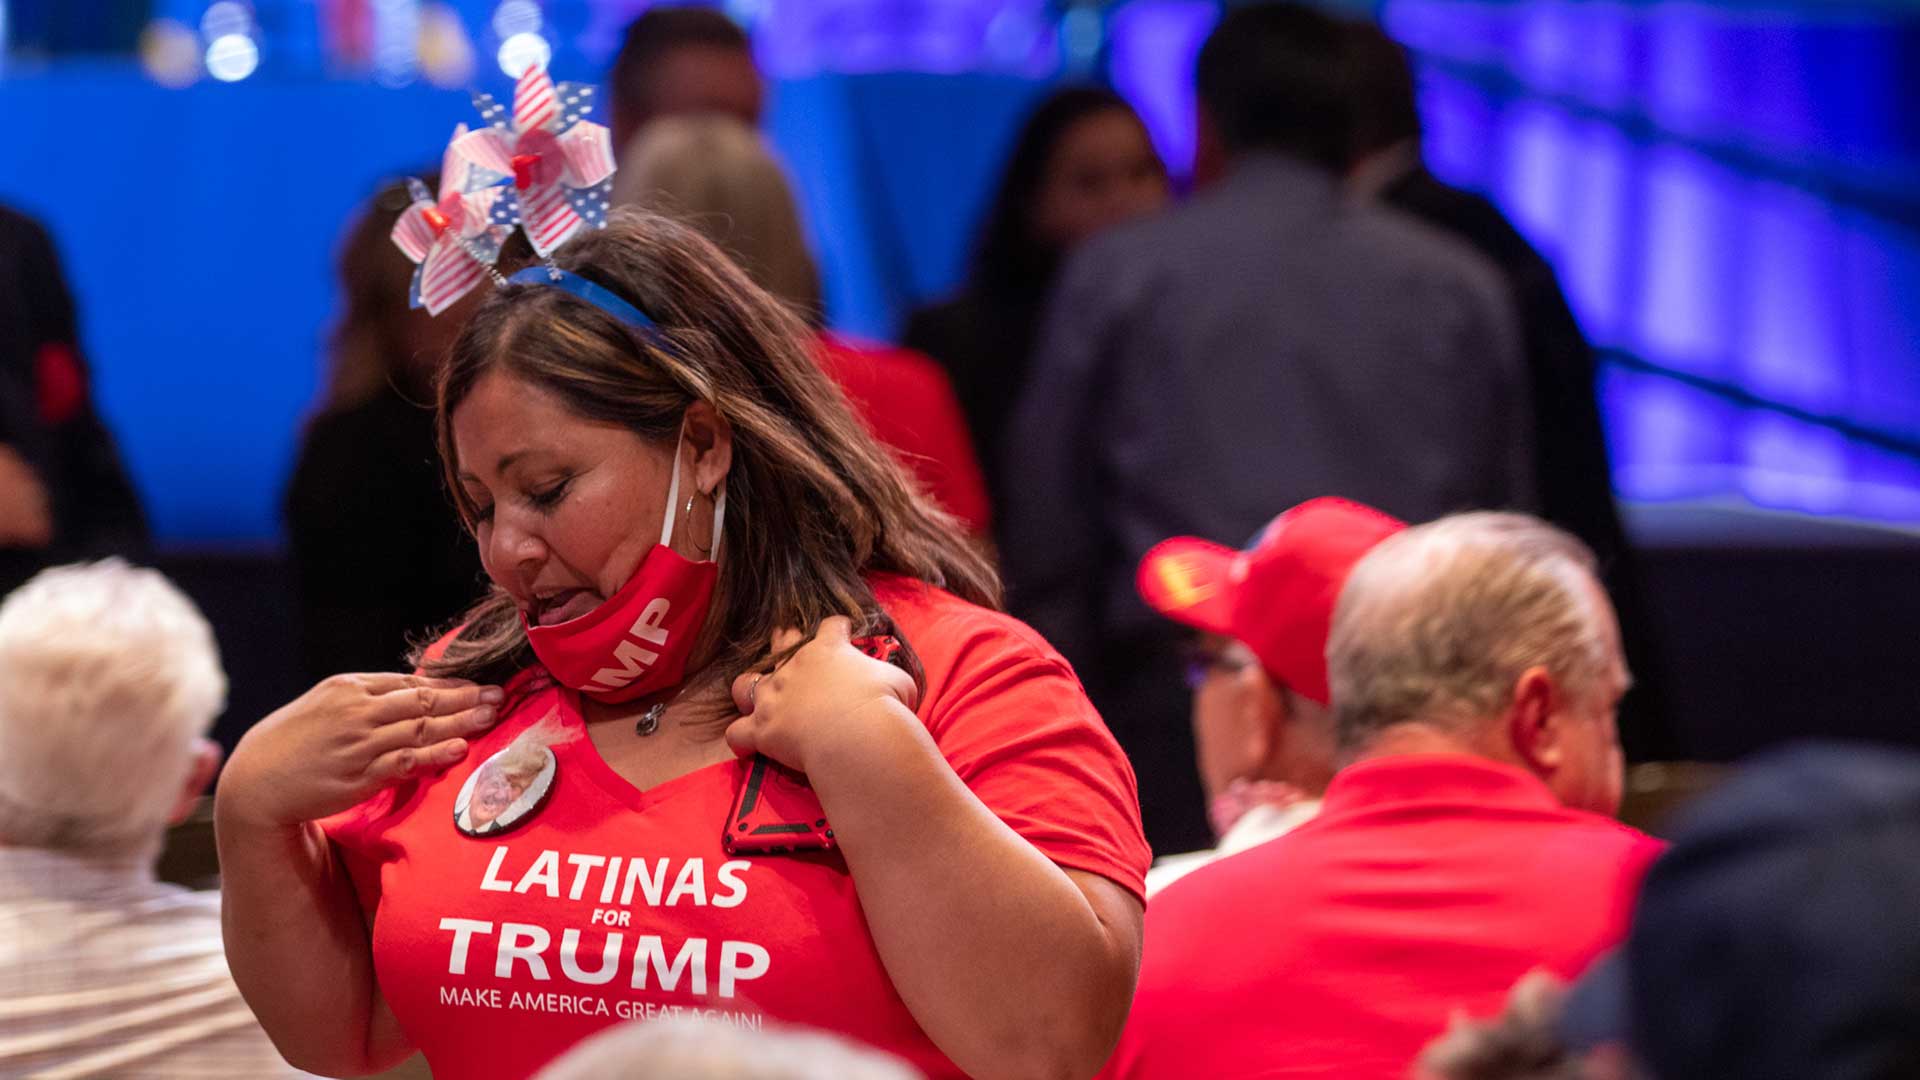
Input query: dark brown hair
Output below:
<box><xmin>609</xmin><ymin>7</ymin><xmax>751</xmax><ymax>139</ymax></box>
<box><xmin>1343</xmin><ymin>20</ymin><xmax>1423</xmax><ymax>162</ymax></box>
<box><xmin>322</xmin><ymin>178</ymin><xmax>428</xmax><ymax>410</ymax></box>
<box><xmin>416</xmin><ymin>208</ymin><xmax>1000</xmax><ymax>691</ymax></box>
<box><xmin>1196</xmin><ymin>2</ymin><xmax>1352</xmax><ymax>169</ymax></box>
<box><xmin>969</xmin><ymin>86</ymin><xmax>1145</xmax><ymax>303</ymax></box>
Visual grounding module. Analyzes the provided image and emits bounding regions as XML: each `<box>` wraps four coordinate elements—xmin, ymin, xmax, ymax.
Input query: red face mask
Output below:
<box><xmin>522</xmin><ymin>433</ymin><xmax>725</xmax><ymax>704</ymax></box>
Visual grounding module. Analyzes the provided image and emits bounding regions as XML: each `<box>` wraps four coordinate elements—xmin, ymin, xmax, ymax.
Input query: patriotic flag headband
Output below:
<box><xmin>392</xmin><ymin>60</ymin><xmax>618</xmax><ymax>315</ymax></box>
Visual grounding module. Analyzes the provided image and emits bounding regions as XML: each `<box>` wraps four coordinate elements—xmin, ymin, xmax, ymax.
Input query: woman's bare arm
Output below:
<box><xmin>728</xmin><ymin>622</ymin><xmax>1142</xmax><ymax>1080</ymax></box>
<box><xmin>215</xmin><ymin>813</ymin><xmax>410</xmax><ymax>1076</ymax></box>
<box><xmin>809</xmin><ymin>702</ymin><xmax>1141</xmax><ymax>1080</ymax></box>
<box><xmin>215</xmin><ymin>674</ymin><xmax>500</xmax><ymax>1075</ymax></box>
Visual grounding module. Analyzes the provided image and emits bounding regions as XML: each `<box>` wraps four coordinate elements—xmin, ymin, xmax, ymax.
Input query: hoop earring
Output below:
<box><xmin>690</xmin><ymin>491</ymin><xmax>714</xmax><ymax>556</ymax></box>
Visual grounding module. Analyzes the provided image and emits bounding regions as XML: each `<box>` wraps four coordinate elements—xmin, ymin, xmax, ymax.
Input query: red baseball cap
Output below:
<box><xmin>1136</xmin><ymin>497</ymin><xmax>1406</xmax><ymax>704</ymax></box>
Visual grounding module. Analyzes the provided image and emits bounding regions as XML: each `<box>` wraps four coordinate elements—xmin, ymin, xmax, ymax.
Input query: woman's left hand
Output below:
<box><xmin>726</xmin><ymin>615</ymin><xmax>921</xmax><ymax>774</ymax></box>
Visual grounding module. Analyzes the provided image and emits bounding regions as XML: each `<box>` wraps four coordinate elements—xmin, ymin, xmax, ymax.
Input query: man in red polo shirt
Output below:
<box><xmin>1135</xmin><ymin>497</ymin><xmax>1404</xmax><ymax>896</ymax></box>
<box><xmin>1105</xmin><ymin>511</ymin><xmax>1662</xmax><ymax>1080</ymax></box>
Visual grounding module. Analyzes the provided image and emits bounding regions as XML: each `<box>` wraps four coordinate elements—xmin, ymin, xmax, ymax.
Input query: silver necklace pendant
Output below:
<box><xmin>635</xmin><ymin>703</ymin><xmax>664</xmax><ymax>737</ymax></box>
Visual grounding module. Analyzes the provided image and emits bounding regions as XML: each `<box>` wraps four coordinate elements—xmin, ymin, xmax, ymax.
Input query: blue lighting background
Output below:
<box><xmin>0</xmin><ymin>0</ymin><xmax>1914</xmax><ymax>544</ymax></box>
<box><xmin>1388</xmin><ymin>0</ymin><xmax>1920</xmax><ymax>522</ymax></box>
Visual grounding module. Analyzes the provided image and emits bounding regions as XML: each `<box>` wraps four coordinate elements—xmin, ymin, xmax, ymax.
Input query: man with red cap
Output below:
<box><xmin>1105</xmin><ymin>510</ymin><xmax>1663</xmax><ymax>1080</ymax></box>
<box><xmin>1136</xmin><ymin>497</ymin><xmax>1404</xmax><ymax>895</ymax></box>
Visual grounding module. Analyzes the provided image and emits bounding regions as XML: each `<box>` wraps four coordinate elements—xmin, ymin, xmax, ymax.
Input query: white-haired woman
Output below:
<box><xmin>0</xmin><ymin>560</ymin><xmax>306</xmax><ymax>1078</ymax></box>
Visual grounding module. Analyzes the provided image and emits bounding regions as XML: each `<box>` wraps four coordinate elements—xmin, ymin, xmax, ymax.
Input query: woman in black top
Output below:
<box><xmin>903</xmin><ymin>87</ymin><xmax>1168</xmax><ymax>522</ymax></box>
<box><xmin>0</xmin><ymin>205</ymin><xmax>149</xmax><ymax>595</ymax></box>
<box><xmin>283</xmin><ymin>180</ymin><xmax>484</xmax><ymax>680</ymax></box>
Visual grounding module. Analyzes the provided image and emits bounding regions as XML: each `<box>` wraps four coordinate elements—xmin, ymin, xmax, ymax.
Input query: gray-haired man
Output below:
<box><xmin>1108</xmin><ymin>513</ymin><xmax>1661</xmax><ymax>1080</ymax></box>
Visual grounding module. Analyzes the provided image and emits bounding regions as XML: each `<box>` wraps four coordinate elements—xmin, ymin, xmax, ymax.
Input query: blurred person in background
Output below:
<box><xmin>0</xmin><ymin>204</ymin><xmax>149</xmax><ymax>598</ymax></box>
<box><xmin>1558</xmin><ymin>741</ymin><xmax>1920</xmax><ymax>1080</ymax></box>
<box><xmin>616</xmin><ymin>114</ymin><xmax>993</xmax><ymax>535</ymax></box>
<box><xmin>608</xmin><ymin>5</ymin><xmax>762</xmax><ymax>153</ymax></box>
<box><xmin>1106</xmin><ymin>513</ymin><xmax>1660</xmax><ymax>1080</ymax></box>
<box><xmin>1343</xmin><ymin>22</ymin><xmax>1677</xmax><ymax>761</ymax></box>
<box><xmin>1134</xmin><ymin>497</ymin><xmax>1403</xmax><ymax>896</ymax></box>
<box><xmin>0</xmin><ymin>561</ymin><xmax>307</xmax><ymax>1078</ymax></box>
<box><xmin>903</xmin><ymin>86</ymin><xmax>1168</xmax><ymax>525</ymax></box>
<box><xmin>284</xmin><ymin>178</ymin><xmax>486</xmax><ymax>681</ymax></box>
<box><xmin>1003</xmin><ymin>2</ymin><xmax>1531</xmax><ymax>852</ymax></box>
<box><xmin>536</xmin><ymin>1016</ymin><xmax>921</xmax><ymax>1080</ymax></box>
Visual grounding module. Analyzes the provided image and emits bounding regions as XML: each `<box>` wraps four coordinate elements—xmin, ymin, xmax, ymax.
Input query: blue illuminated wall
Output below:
<box><xmin>1</xmin><ymin>0</ymin><xmax>1915</xmax><ymax>544</ymax></box>
<box><xmin>1383</xmin><ymin>0</ymin><xmax>1920</xmax><ymax>521</ymax></box>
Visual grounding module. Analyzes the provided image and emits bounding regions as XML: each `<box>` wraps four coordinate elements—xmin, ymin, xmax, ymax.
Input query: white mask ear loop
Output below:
<box><xmin>658</xmin><ymin>424</ymin><xmax>725</xmax><ymax>562</ymax></box>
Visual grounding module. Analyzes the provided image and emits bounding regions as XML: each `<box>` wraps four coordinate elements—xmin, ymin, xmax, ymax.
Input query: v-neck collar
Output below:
<box><xmin>551</xmin><ymin>686</ymin><xmax>744</xmax><ymax>815</ymax></box>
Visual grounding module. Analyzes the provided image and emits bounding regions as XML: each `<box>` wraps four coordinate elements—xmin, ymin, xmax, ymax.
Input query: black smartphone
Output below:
<box><xmin>721</xmin><ymin>630</ymin><xmax>922</xmax><ymax>856</ymax></box>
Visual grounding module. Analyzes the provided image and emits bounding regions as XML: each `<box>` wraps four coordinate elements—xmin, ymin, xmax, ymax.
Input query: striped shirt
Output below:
<box><xmin>0</xmin><ymin>847</ymin><xmax>311</xmax><ymax>1079</ymax></box>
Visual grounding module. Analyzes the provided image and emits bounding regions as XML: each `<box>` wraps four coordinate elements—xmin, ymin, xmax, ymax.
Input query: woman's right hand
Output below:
<box><xmin>218</xmin><ymin>673</ymin><xmax>503</xmax><ymax>828</ymax></box>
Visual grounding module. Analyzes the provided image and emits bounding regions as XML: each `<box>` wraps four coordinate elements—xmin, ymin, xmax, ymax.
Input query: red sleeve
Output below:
<box><xmin>816</xmin><ymin>335</ymin><xmax>994</xmax><ymax>533</ymax></box>
<box><xmin>908</xmin><ymin>607</ymin><xmax>1151</xmax><ymax>902</ymax></box>
<box><xmin>316</xmin><ymin>788</ymin><xmax>400</xmax><ymax>920</ymax></box>
<box><xmin>886</xmin><ymin>357</ymin><xmax>992</xmax><ymax>534</ymax></box>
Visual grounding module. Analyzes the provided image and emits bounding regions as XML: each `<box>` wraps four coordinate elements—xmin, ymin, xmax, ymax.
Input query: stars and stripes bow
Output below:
<box><xmin>391</xmin><ymin>124</ymin><xmax>515</xmax><ymax>314</ymax></box>
<box><xmin>452</xmin><ymin>62</ymin><xmax>615</xmax><ymax>257</ymax></box>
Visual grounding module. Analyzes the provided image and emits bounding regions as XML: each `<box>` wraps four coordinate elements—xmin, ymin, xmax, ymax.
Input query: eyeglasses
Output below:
<box><xmin>1181</xmin><ymin>642</ymin><xmax>1255</xmax><ymax>690</ymax></box>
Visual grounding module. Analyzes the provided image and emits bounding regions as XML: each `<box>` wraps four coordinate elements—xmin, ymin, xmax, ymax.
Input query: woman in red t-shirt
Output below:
<box><xmin>614</xmin><ymin>113</ymin><xmax>995</xmax><ymax>536</ymax></box>
<box><xmin>216</xmin><ymin>209</ymin><xmax>1148</xmax><ymax>1080</ymax></box>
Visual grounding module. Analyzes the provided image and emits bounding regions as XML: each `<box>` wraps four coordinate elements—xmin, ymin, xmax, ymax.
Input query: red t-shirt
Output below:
<box><xmin>1103</xmin><ymin>754</ymin><xmax>1663</xmax><ymax>1080</ymax></box>
<box><xmin>321</xmin><ymin>576</ymin><xmax>1146</xmax><ymax>1079</ymax></box>
<box><xmin>814</xmin><ymin>333</ymin><xmax>993</xmax><ymax>534</ymax></box>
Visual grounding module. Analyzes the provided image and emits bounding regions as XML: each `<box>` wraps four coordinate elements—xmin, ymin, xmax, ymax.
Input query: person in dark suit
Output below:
<box><xmin>283</xmin><ymin>180</ymin><xmax>485</xmax><ymax>680</ymax></box>
<box><xmin>0</xmin><ymin>204</ymin><xmax>149</xmax><ymax>597</ymax></box>
<box><xmin>1344</xmin><ymin>22</ymin><xmax>1677</xmax><ymax>759</ymax></box>
<box><xmin>1003</xmin><ymin>4</ymin><xmax>1532</xmax><ymax>852</ymax></box>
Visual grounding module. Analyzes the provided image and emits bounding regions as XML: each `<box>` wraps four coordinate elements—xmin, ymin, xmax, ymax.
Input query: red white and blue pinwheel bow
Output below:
<box><xmin>391</xmin><ymin>123</ymin><xmax>515</xmax><ymax>314</ymax></box>
<box><xmin>452</xmin><ymin>62</ymin><xmax>616</xmax><ymax>257</ymax></box>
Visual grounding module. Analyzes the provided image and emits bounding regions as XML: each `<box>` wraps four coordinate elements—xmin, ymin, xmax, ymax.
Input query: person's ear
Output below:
<box><xmin>168</xmin><ymin>738</ymin><xmax>222</xmax><ymax>827</ymax></box>
<box><xmin>682</xmin><ymin>400</ymin><xmax>734</xmax><ymax>494</ymax></box>
<box><xmin>1239</xmin><ymin>665</ymin><xmax>1286</xmax><ymax>769</ymax></box>
<box><xmin>1506</xmin><ymin>666</ymin><xmax>1562</xmax><ymax>775</ymax></box>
